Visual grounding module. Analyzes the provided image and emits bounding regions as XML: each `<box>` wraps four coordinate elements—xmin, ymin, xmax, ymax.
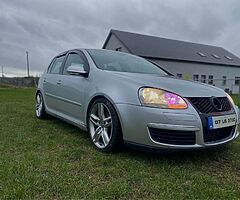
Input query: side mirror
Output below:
<box><xmin>67</xmin><ymin>65</ymin><xmax>88</xmax><ymax>77</ymax></box>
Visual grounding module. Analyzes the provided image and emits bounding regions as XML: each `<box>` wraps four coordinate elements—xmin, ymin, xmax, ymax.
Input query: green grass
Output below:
<box><xmin>232</xmin><ymin>94</ymin><xmax>240</xmax><ymax>107</ymax></box>
<box><xmin>0</xmin><ymin>88</ymin><xmax>240</xmax><ymax>199</ymax></box>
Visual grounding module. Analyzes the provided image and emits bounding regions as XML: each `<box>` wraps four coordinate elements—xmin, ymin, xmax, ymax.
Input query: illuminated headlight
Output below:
<box><xmin>139</xmin><ymin>88</ymin><xmax>188</xmax><ymax>109</ymax></box>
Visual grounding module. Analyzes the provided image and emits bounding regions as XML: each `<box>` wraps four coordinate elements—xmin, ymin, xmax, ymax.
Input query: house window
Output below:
<box><xmin>115</xmin><ymin>47</ymin><xmax>122</xmax><ymax>51</ymax></box>
<box><xmin>193</xmin><ymin>74</ymin><xmax>199</xmax><ymax>81</ymax></box>
<box><xmin>201</xmin><ymin>75</ymin><xmax>206</xmax><ymax>83</ymax></box>
<box><xmin>222</xmin><ymin>76</ymin><xmax>227</xmax><ymax>86</ymax></box>
<box><xmin>176</xmin><ymin>73</ymin><xmax>182</xmax><ymax>78</ymax></box>
<box><xmin>235</xmin><ymin>77</ymin><xmax>240</xmax><ymax>85</ymax></box>
<box><xmin>208</xmin><ymin>75</ymin><xmax>213</xmax><ymax>84</ymax></box>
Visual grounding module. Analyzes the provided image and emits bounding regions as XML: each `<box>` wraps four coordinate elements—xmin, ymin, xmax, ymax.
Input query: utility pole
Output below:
<box><xmin>26</xmin><ymin>51</ymin><xmax>30</xmax><ymax>77</ymax></box>
<box><xmin>1</xmin><ymin>66</ymin><xmax>3</xmax><ymax>77</ymax></box>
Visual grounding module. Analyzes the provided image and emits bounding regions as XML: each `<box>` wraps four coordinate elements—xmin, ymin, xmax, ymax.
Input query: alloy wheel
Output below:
<box><xmin>89</xmin><ymin>103</ymin><xmax>112</xmax><ymax>149</ymax></box>
<box><xmin>36</xmin><ymin>93</ymin><xmax>43</xmax><ymax>117</ymax></box>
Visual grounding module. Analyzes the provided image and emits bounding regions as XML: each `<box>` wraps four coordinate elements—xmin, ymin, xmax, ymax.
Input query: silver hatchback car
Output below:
<box><xmin>36</xmin><ymin>49</ymin><xmax>240</xmax><ymax>152</ymax></box>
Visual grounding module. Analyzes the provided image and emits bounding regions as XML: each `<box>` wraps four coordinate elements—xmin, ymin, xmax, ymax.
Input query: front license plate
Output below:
<box><xmin>208</xmin><ymin>114</ymin><xmax>237</xmax><ymax>129</ymax></box>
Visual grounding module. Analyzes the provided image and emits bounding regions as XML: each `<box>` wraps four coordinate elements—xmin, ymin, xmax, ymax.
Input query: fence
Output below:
<box><xmin>0</xmin><ymin>76</ymin><xmax>239</xmax><ymax>93</ymax></box>
<box><xmin>0</xmin><ymin>77</ymin><xmax>39</xmax><ymax>87</ymax></box>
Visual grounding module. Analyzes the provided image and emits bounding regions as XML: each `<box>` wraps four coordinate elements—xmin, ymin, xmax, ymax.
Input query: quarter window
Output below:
<box><xmin>49</xmin><ymin>55</ymin><xmax>65</xmax><ymax>74</ymax></box>
<box><xmin>63</xmin><ymin>53</ymin><xmax>86</xmax><ymax>75</ymax></box>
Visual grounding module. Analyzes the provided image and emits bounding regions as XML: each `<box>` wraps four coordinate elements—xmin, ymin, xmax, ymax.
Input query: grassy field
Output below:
<box><xmin>232</xmin><ymin>94</ymin><xmax>240</xmax><ymax>107</ymax></box>
<box><xmin>0</xmin><ymin>88</ymin><xmax>240</xmax><ymax>199</ymax></box>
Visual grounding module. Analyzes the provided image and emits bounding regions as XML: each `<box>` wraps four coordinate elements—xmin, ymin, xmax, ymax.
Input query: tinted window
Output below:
<box><xmin>63</xmin><ymin>53</ymin><xmax>86</xmax><ymax>75</ymax></box>
<box><xmin>49</xmin><ymin>55</ymin><xmax>65</xmax><ymax>74</ymax></box>
<box><xmin>87</xmin><ymin>49</ymin><xmax>168</xmax><ymax>76</ymax></box>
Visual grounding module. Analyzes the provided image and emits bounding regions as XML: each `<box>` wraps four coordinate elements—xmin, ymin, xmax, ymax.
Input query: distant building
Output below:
<box><xmin>103</xmin><ymin>29</ymin><xmax>240</xmax><ymax>94</ymax></box>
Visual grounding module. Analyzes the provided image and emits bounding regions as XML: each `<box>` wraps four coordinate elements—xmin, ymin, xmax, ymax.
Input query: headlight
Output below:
<box><xmin>139</xmin><ymin>88</ymin><xmax>188</xmax><ymax>109</ymax></box>
<box><xmin>226</xmin><ymin>93</ymin><xmax>235</xmax><ymax>106</ymax></box>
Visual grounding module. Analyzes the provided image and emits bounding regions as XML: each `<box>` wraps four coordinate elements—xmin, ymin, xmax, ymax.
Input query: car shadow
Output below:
<box><xmin>120</xmin><ymin>145</ymin><xmax>232</xmax><ymax>165</ymax></box>
<box><xmin>45</xmin><ymin>116</ymin><xmax>235</xmax><ymax>165</ymax></box>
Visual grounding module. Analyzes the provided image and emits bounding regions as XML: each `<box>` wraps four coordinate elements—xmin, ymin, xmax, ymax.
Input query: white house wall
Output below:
<box><xmin>150</xmin><ymin>59</ymin><xmax>240</xmax><ymax>94</ymax></box>
<box><xmin>103</xmin><ymin>35</ymin><xmax>240</xmax><ymax>94</ymax></box>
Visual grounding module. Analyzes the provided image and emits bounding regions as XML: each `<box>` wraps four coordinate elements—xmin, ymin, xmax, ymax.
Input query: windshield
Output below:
<box><xmin>87</xmin><ymin>49</ymin><xmax>168</xmax><ymax>76</ymax></box>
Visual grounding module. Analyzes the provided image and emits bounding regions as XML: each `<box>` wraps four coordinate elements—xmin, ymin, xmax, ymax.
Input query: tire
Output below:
<box><xmin>87</xmin><ymin>98</ymin><xmax>123</xmax><ymax>152</ymax></box>
<box><xmin>35</xmin><ymin>91</ymin><xmax>47</xmax><ymax>119</ymax></box>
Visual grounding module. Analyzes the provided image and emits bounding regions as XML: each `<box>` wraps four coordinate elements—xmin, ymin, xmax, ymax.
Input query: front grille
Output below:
<box><xmin>203</xmin><ymin>126</ymin><xmax>235</xmax><ymax>143</ymax></box>
<box><xmin>187</xmin><ymin>97</ymin><xmax>232</xmax><ymax>114</ymax></box>
<box><xmin>149</xmin><ymin>128</ymin><xmax>196</xmax><ymax>145</ymax></box>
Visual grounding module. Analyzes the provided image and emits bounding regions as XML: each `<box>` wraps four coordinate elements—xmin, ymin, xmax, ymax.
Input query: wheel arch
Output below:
<box><xmin>35</xmin><ymin>88</ymin><xmax>49</xmax><ymax>111</ymax></box>
<box><xmin>35</xmin><ymin>89</ymin><xmax>41</xmax><ymax>97</ymax></box>
<box><xmin>85</xmin><ymin>94</ymin><xmax>124</xmax><ymax>135</ymax></box>
<box><xmin>35</xmin><ymin>88</ymin><xmax>44</xmax><ymax>97</ymax></box>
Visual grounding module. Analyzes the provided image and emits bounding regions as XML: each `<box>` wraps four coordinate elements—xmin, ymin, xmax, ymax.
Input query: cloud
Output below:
<box><xmin>0</xmin><ymin>0</ymin><xmax>240</xmax><ymax>76</ymax></box>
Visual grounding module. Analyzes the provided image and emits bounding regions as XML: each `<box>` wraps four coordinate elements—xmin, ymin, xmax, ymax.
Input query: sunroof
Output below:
<box><xmin>224</xmin><ymin>55</ymin><xmax>233</xmax><ymax>60</ymax></box>
<box><xmin>212</xmin><ymin>54</ymin><xmax>220</xmax><ymax>59</ymax></box>
<box><xmin>197</xmin><ymin>52</ymin><xmax>206</xmax><ymax>57</ymax></box>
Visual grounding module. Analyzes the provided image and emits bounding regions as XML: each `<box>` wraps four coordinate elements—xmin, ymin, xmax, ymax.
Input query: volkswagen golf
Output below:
<box><xmin>36</xmin><ymin>49</ymin><xmax>240</xmax><ymax>152</ymax></box>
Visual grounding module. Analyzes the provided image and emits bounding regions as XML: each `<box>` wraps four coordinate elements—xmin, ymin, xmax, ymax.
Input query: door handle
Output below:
<box><xmin>43</xmin><ymin>78</ymin><xmax>47</xmax><ymax>83</ymax></box>
<box><xmin>56</xmin><ymin>80</ymin><xmax>62</xmax><ymax>85</ymax></box>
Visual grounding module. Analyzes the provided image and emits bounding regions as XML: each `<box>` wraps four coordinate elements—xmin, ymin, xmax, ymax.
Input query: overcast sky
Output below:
<box><xmin>0</xmin><ymin>0</ymin><xmax>240</xmax><ymax>76</ymax></box>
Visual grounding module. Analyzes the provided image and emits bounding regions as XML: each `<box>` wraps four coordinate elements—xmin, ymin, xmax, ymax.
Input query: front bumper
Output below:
<box><xmin>115</xmin><ymin>103</ymin><xmax>239</xmax><ymax>150</ymax></box>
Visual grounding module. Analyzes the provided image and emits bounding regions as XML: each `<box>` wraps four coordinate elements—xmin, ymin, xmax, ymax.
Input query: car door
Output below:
<box><xmin>43</xmin><ymin>54</ymin><xmax>66</xmax><ymax>113</ymax></box>
<box><xmin>56</xmin><ymin>50</ymin><xmax>89</xmax><ymax>125</ymax></box>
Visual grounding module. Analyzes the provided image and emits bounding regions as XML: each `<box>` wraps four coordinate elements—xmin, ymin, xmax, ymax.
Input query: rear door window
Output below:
<box><xmin>49</xmin><ymin>55</ymin><xmax>65</xmax><ymax>74</ymax></box>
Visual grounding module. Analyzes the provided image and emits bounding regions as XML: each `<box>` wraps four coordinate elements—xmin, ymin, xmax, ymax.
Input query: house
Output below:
<box><xmin>102</xmin><ymin>29</ymin><xmax>240</xmax><ymax>94</ymax></box>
